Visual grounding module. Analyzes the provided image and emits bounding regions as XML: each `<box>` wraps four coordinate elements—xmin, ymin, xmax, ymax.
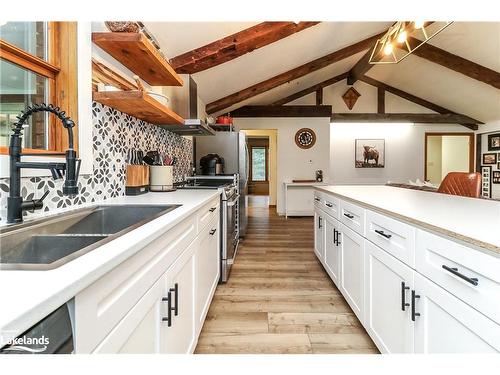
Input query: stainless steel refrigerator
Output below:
<box><xmin>195</xmin><ymin>131</ymin><xmax>248</xmax><ymax>237</ymax></box>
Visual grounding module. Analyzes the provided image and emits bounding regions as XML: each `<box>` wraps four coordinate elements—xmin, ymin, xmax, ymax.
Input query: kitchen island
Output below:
<box><xmin>313</xmin><ymin>185</ymin><xmax>500</xmax><ymax>353</ymax></box>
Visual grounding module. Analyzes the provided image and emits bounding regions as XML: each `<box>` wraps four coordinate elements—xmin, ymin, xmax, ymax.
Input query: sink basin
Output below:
<box><xmin>0</xmin><ymin>205</ymin><xmax>180</xmax><ymax>270</ymax></box>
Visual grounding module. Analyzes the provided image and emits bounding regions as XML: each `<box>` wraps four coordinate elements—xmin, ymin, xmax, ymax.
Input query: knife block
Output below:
<box><xmin>125</xmin><ymin>165</ymin><xmax>149</xmax><ymax>195</ymax></box>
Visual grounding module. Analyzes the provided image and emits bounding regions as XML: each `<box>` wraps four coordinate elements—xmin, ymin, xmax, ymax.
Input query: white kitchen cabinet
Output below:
<box><xmin>160</xmin><ymin>242</ymin><xmax>196</xmax><ymax>354</ymax></box>
<box><xmin>414</xmin><ymin>273</ymin><xmax>500</xmax><ymax>353</ymax></box>
<box><xmin>92</xmin><ymin>277</ymin><xmax>163</xmax><ymax>354</ymax></box>
<box><xmin>365</xmin><ymin>241</ymin><xmax>414</xmax><ymax>353</ymax></box>
<box><xmin>314</xmin><ymin>210</ymin><xmax>325</xmax><ymax>264</ymax></box>
<box><xmin>195</xmin><ymin>216</ymin><xmax>220</xmax><ymax>335</ymax></box>
<box><xmin>324</xmin><ymin>213</ymin><xmax>341</xmax><ymax>287</ymax></box>
<box><xmin>338</xmin><ymin>223</ymin><xmax>365</xmax><ymax>322</ymax></box>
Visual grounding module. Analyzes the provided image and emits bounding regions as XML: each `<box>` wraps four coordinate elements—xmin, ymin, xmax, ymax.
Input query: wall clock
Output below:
<box><xmin>295</xmin><ymin>128</ymin><xmax>316</xmax><ymax>149</ymax></box>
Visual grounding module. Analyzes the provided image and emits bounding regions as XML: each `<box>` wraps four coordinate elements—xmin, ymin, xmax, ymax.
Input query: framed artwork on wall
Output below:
<box><xmin>355</xmin><ymin>139</ymin><xmax>385</xmax><ymax>168</ymax></box>
<box><xmin>488</xmin><ymin>133</ymin><xmax>500</xmax><ymax>151</ymax></box>
<box><xmin>482</xmin><ymin>153</ymin><xmax>497</xmax><ymax>165</ymax></box>
<box><xmin>493</xmin><ymin>171</ymin><xmax>500</xmax><ymax>184</ymax></box>
<box><xmin>481</xmin><ymin>166</ymin><xmax>492</xmax><ymax>198</ymax></box>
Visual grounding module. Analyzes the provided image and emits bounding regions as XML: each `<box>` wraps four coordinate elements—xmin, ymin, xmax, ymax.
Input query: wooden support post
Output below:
<box><xmin>377</xmin><ymin>87</ymin><xmax>385</xmax><ymax>114</ymax></box>
<box><xmin>316</xmin><ymin>88</ymin><xmax>323</xmax><ymax>105</ymax></box>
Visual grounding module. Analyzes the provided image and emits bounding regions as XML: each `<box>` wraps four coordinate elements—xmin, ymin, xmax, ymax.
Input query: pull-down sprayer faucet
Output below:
<box><xmin>7</xmin><ymin>103</ymin><xmax>80</xmax><ymax>223</ymax></box>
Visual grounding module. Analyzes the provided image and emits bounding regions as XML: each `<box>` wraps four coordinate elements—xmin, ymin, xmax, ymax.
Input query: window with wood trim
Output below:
<box><xmin>0</xmin><ymin>22</ymin><xmax>78</xmax><ymax>155</ymax></box>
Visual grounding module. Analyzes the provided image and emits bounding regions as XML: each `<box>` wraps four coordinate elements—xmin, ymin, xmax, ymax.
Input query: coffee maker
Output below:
<box><xmin>199</xmin><ymin>154</ymin><xmax>225</xmax><ymax>175</ymax></box>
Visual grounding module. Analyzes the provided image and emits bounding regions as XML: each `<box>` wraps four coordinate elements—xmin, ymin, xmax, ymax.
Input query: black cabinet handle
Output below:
<box><xmin>411</xmin><ymin>290</ymin><xmax>420</xmax><ymax>321</ymax></box>
<box><xmin>318</xmin><ymin>216</ymin><xmax>322</xmax><ymax>229</ymax></box>
<box><xmin>314</xmin><ymin>197</ymin><xmax>320</xmax><ymax>202</ymax></box>
<box><xmin>161</xmin><ymin>290</ymin><xmax>173</xmax><ymax>327</ymax></box>
<box><xmin>325</xmin><ymin>203</ymin><xmax>333</xmax><ymax>208</ymax></box>
<box><xmin>375</xmin><ymin>229</ymin><xmax>392</xmax><ymax>239</ymax></box>
<box><xmin>401</xmin><ymin>282</ymin><xmax>410</xmax><ymax>311</ymax></box>
<box><xmin>442</xmin><ymin>265</ymin><xmax>479</xmax><ymax>286</ymax></box>
<box><xmin>209</xmin><ymin>207</ymin><xmax>217</xmax><ymax>212</ymax></box>
<box><xmin>333</xmin><ymin>228</ymin><xmax>337</xmax><ymax>245</ymax></box>
<box><xmin>210</xmin><ymin>228</ymin><xmax>217</xmax><ymax>235</ymax></box>
<box><xmin>343</xmin><ymin>213</ymin><xmax>354</xmax><ymax>219</ymax></box>
<box><xmin>171</xmin><ymin>283</ymin><xmax>178</xmax><ymax>316</ymax></box>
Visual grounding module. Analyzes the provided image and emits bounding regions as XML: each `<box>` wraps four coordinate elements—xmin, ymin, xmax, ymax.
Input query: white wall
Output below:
<box><xmin>235</xmin><ymin>117</ymin><xmax>330</xmax><ymax>214</ymax></box>
<box><xmin>426</xmin><ymin>136</ymin><xmax>442</xmax><ymax>184</ymax></box>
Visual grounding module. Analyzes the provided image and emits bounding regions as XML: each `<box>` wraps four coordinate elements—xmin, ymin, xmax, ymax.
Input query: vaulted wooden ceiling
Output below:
<box><xmin>144</xmin><ymin>22</ymin><xmax>500</xmax><ymax>124</ymax></box>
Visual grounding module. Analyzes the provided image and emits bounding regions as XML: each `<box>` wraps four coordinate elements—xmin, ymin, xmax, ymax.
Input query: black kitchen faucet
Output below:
<box><xmin>7</xmin><ymin>103</ymin><xmax>80</xmax><ymax>223</ymax></box>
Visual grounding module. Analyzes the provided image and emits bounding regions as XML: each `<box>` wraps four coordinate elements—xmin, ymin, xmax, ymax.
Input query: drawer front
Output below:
<box><xmin>313</xmin><ymin>191</ymin><xmax>324</xmax><ymax>210</ymax></box>
<box><xmin>75</xmin><ymin>215</ymin><xmax>197</xmax><ymax>353</ymax></box>
<box><xmin>416</xmin><ymin>230</ymin><xmax>500</xmax><ymax>324</ymax></box>
<box><xmin>340</xmin><ymin>199</ymin><xmax>365</xmax><ymax>236</ymax></box>
<box><xmin>323</xmin><ymin>195</ymin><xmax>340</xmax><ymax>220</ymax></box>
<box><xmin>197</xmin><ymin>197</ymin><xmax>220</xmax><ymax>234</ymax></box>
<box><xmin>365</xmin><ymin>210</ymin><xmax>416</xmax><ymax>267</ymax></box>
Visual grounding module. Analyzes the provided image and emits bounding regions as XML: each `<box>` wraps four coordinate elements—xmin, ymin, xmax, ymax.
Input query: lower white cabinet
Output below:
<box><xmin>414</xmin><ymin>272</ymin><xmax>500</xmax><ymax>353</ymax></box>
<box><xmin>161</xmin><ymin>242</ymin><xmax>196</xmax><ymax>354</ymax></box>
<box><xmin>365</xmin><ymin>241</ymin><xmax>414</xmax><ymax>353</ymax></box>
<box><xmin>314</xmin><ymin>210</ymin><xmax>325</xmax><ymax>263</ymax></box>
<box><xmin>324</xmin><ymin>214</ymin><xmax>341</xmax><ymax>286</ymax></box>
<box><xmin>338</xmin><ymin>223</ymin><xmax>365</xmax><ymax>322</ymax></box>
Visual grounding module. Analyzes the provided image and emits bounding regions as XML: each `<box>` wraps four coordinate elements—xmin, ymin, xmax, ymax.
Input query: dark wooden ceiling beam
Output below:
<box><xmin>232</xmin><ymin>105</ymin><xmax>332</xmax><ymax>118</ymax></box>
<box><xmin>206</xmin><ymin>32</ymin><xmax>385</xmax><ymax>114</ymax></box>
<box><xmin>170</xmin><ymin>22</ymin><xmax>320</xmax><ymax>74</ymax></box>
<box><xmin>346</xmin><ymin>48</ymin><xmax>373</xmax><ymax>85</ymax></box>
<box><xmin>271</xmin><ymin>72</ymin><xmax>348</xmax><ymax>105</ymax></box>
<box><xmin>359</xmin><ymin>75</ymin><xmax>482</xmax><ymax>130</ymax></box>
<box><xmin>331</xmin><ymin>113</ymin><xmax>479</xmax><ymax>127</ymax></box>
<box><xmin>407</xmin><ymin>37</ymin><xmax>500</xmax><ymax>89</ymax></box>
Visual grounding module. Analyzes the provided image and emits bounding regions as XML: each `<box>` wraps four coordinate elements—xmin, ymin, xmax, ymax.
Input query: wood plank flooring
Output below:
<box><xmin>195</xmin><ymin>196</ymin><xmax>378</xmax><ymax>354</ymax></box>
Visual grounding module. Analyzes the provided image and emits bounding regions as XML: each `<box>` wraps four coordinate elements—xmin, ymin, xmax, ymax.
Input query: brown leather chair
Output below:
<box><xmin>437</xmin><ymin>172</ymin><xmax>482</xmax><ymax>198</ymax></box>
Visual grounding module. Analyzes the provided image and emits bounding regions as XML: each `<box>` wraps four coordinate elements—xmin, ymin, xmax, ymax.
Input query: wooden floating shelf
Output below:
<box><xmin>92</xmin><ymin>32</ymin><xmax>183</xmax><ymax>86</ymax></box>
<box><xmin>93</xmin><ymin>91</ymin><xmax>184</xmax><ymax>125</ymax></box>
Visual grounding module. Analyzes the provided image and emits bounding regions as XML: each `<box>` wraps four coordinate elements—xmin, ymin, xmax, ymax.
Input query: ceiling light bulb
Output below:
<box><xmin>397</xmin><ymin>31</ymin><xmax>407</xmax><ymax>43</ymax></box>
<box><xmin>414</xmin><ymin>21</ymin><xmax>425</xmax><ymax>29</ymax></box>
<box><xmin>383</xmin><ymin>43</ymin><xmax>393</xmax><ymax>56</ymax></box>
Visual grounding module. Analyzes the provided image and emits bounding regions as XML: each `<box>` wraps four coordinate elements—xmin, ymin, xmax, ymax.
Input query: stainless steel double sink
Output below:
<box><xmin>0</xmin><ymin>205</ymin><xmax>180</xmax><ymax>270</ymax></box>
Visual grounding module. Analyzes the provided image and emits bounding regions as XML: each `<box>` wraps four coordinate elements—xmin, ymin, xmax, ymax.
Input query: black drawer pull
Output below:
<box><xmin>411</xmin><ymin>290</ymin><xmax>420</xmax><ymax>321</ymax></box>
<box><xmin>325</xmin><ymin>203</ymin><xmax>333</xmax><ymax>208</ymax></box>
<box><xmin>401</xmin><ymin>282</ymin><xmax>410</xmax><ymax>311</ymax></box>
<box><xmin>333</xmin><ymin>228</ymin><xmax>341</xmax><ymax>246</ymax></box>
<box><xmin>171</xmin><ymin>283</ymin><xmax>178</xmax><ymax>316</ymax></box>
<box><xmin>375</xmin><ymin>229</ymin><xmax>392</xmax><ymax>239</ymax></box>
<box><xmin>161</xmin><ymin>290</ymin><xmax>173</xmax><ymax>326</ymax></box>
<box><xmin>318</xmin><ymin>216</ymin><xmax>322</xmax><ymax>229</ymax></box>
<box><xmin>209</xmin><ymin>207</ymin><xmax>217</xmax><ymax>212</ymax></box>
<box><xmin>210</xmin><ymin>228</ymin><xmax>217</xmax><ymax>235</ymax></box>
<box><xmin>442</xmin><ymin>265</ymin><xmax>479</xmax><ymax>286</ymax></box>
<box><xmin>343</xmin><ymin>213</ymin><xmax>354</xmax><ymax>219</ymax></box>
<box><xmin>314</xmin><ymin>197</ymin><xmax>320</xmax><ymax>202</ymax></box>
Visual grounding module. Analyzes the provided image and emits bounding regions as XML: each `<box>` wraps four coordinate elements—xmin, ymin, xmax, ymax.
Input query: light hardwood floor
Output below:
<box><xmin>195</xmin><ymin>196</ymin><xmax>378</xmax><ymax>354</ymax></box>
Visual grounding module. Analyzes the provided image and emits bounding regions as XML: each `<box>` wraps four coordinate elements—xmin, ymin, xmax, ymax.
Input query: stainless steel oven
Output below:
<box><xmin>222</xmin><ymin>191</ymin><xmax>239</xmax><ymax>282</ymax></box>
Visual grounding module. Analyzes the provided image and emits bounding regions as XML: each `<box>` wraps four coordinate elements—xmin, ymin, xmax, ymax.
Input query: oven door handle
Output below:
<box><xmin>227</xmin><ymin>194</ymin><xmax>240</xmax><ymax>207</ymax></box>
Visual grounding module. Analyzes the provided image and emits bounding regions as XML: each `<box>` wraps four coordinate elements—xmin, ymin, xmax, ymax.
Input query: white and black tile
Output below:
<box><xmin>0</xmin><ymin>102</ymin><xmax>193</xmax><ymax>221</ymax></box>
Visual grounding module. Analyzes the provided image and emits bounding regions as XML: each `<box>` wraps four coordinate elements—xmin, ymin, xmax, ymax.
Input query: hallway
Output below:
<box><xmin>195</xmin><ymin>197</ymin><xmax>377</xmax><ymax>354</ymax></box>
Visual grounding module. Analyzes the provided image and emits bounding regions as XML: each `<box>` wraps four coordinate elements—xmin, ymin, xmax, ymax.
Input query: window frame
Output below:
<box><xmin>0</xmin><ymin>22</ymin><xmax>78</xmax><ymax>155</ymax></box>
<box><xmin>249</xmin><ymin>145</ymin><xmax>269</xmax><ymax>183</ymax></box>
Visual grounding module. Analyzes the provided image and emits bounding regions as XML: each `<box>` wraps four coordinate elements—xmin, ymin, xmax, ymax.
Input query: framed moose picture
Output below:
<box><xmin>355</xmin><ymin>139</ymin><xmax>385</xmax><ymax>168</ymax></box>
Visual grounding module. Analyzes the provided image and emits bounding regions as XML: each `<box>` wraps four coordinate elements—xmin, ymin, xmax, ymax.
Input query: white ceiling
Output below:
<box><xmin>144</xmin><ymin>21</ymin><xmax>500</xmax><ymax>123</ymax></box>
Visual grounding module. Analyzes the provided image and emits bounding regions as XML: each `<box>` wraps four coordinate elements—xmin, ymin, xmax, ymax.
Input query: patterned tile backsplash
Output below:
<box><xmin>0</xmin><ymin>102</ymin><xmax>193</xmax><ymax>221</ymax></box>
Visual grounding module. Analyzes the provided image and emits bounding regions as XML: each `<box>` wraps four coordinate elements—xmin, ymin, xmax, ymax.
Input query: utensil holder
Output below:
<box><xmin>150</xmin><ymin>165</ymin><xmax>174</xmax><ymax>192</ymax></box>
<box><xmin>125</xmin><ymin>165</ymin><xmax>149</xmax><ymax>195</ymax></box>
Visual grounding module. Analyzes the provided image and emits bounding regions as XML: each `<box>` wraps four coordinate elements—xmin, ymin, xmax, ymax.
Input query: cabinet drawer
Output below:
<box><xmin>365</xmin><ymin>210</ymin><xmax>416</xmax><ymax>267</ymax></box>
<box><xmin>197</xmin><ymin>197</ymin><xmax>220</xmax><ymax>234</ymax></box>
<box><xmin>322</xmin><ymin>195</ymin><xmax>340</xmax><ymax>220</ymax></box>
<box><xmin>313</xmin><ymin>191</ymin><xmax>324</xmax><ymax>210</ymax></box>
<box><xmin>75</xmin><ymin>215</ymin><xmax>197</xmax><ymax>353</ymax></box>
<box><xmin>340</xmin><ymin>199</ymin><xmax>365</xmax><ymax>236</ymax></box>
<box><xmin>416</xmin><ymin>230</ymin><xmax>500</xmax><ymax>324</ymax></box>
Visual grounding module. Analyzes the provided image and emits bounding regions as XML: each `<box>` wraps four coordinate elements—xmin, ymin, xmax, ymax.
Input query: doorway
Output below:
<box><xmin>425</xmin><ymin>132</ymin><xmax>474</xmax><ymax>185</ymax></box>
<box><xmin>247</xmin><ymin>137</ymin><xmax>270</xmax><ymax>195</ymax></box>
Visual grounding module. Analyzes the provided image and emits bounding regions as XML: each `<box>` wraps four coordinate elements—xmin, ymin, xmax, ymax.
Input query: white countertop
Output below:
<box><xmin>0</xmin><ymin>190</ymin><xmax>220</xmax><ymax>346</ymax></box>
<box><xmin>316</xmin><ymin>185</ymin><xmax>500</xmax><ymax>254</ymax></box>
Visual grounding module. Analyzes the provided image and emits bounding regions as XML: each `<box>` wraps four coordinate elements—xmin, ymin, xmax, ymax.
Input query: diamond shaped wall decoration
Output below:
<box><xmin>342</xmin><ymin>87</ymin><xmax>361</xmax><ymax>110</ymax></box>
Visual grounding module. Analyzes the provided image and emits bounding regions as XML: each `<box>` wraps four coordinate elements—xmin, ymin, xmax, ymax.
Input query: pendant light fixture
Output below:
<box><xmin>369</xmin><ymin>21</ymin><xmax>453</xmax><ymax>64</ymax></box>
